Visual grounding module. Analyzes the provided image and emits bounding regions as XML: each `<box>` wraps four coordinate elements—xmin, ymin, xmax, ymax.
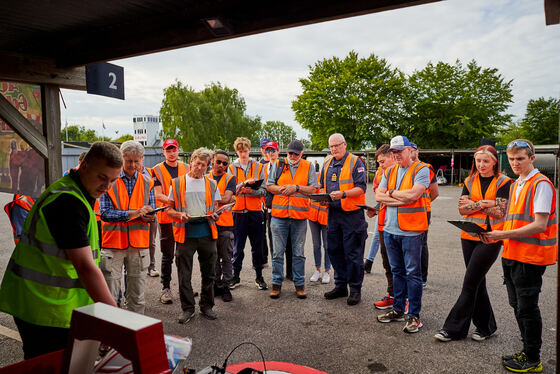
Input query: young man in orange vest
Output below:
<box><xmin>267</xmin><ymin>140</ymin><xmax>317</xmax><ymax>299</ymax></box>
<box><xmin>482</xmin><ymin>139</ymin><xmax>556</xmax><ymax>373</ymax></box>
<box><xmin>375</xmin><ymin>135</ymin><xmax>430</xmax><ymax>333</ymax></box>
<box><xmin>99</xmin><ymin>141</ymin><xmax>155</xmax><ymax>314</ymax></box>
<box><xmin>209</xmin><ymin>149</ymin><xmax>236</xmax><ymax>302</ymax></box>
<box><xmin>167</xmin><ymin>148</ymin><xmax>221</xmax><ymax>323</ymax></box>
<box><xmin>152</xmin><ymin>138</ymin><xmax>190</xmax><ymax>304</ymax></box>
<box><xmin>321</xmin><ymin>133</ymin><xmax>367</xmax><ymax>306</ymax></box>
<box><xmin>229</xmin><ymin>137</ymin><xmax>268</xmax><ymax>290</ymax></box>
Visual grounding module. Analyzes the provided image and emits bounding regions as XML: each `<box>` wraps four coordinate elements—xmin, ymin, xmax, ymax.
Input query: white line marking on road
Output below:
<box><xmin>0</xmin><ymin>324</ymin><xmax>21</xmax><ymax>342</ymax></box>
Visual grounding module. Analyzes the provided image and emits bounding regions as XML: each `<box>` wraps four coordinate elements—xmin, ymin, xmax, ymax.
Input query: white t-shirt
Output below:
<box><xmin>168</xmin><ymin>175</ymin><xmax>221</xmax><ymax>217</ymax></box>
<box><xmin>514</xmin><ymin>168</ymin><xmax>552</xmax><ymax>214</ymax></box>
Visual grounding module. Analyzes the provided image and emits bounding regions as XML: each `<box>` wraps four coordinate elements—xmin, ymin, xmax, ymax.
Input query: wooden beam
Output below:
<box><xmin>0</xmin><ymin>94</ymin><xmax>48</xmax><ymax>158</ymax></box>
<box><xmin>42</xmin><ymin>85</ymin><xmax>62</xmax><ymax>184</ymax></box>
<box><xmin>0</xmin><ymin>52</ymin><xmax>86</xmax><ymax>90</ymax></box>
<box><xmin>545</xmin><ymin>0</ymin><xmax>560</xmax><ymax>25</ymax></box>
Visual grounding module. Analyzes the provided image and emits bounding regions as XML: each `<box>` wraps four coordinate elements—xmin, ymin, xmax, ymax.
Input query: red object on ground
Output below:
<box><xmin>226</xmin><ymin>361</ymin><xmax>328</xmax><ymax>373</ymax></box>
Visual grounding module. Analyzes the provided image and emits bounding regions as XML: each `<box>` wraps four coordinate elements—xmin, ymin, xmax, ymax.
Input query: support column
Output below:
<box><xmin>41</xmin><ymin>85</ymin><xmax>62</xmax><ymax>184</ymax></box>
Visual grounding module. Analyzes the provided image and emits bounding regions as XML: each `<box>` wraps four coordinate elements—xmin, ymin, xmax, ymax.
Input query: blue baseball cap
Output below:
<box><xmin>260</xmin><ymin>138</ymin><xmax>271</xmax><ymax>147</ymax></box>
<box><xmin>389</xmin><ymin>136</ymin><xmax>412</xmax><ymax>151</ymax></box>
<box><xmin>410</xmin><ymin>142</ymin><xmax>418</xmax><ymax>150</ymax></box>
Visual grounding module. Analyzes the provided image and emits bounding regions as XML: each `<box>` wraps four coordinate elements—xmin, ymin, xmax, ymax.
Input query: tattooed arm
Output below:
<box><xmin>481</xmin><ymin>197</ymin><xmax>508</xmax><ymax>218</ymax></box>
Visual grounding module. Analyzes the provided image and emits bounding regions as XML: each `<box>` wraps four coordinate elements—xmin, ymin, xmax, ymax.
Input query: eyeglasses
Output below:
<box><xmin>265</xmin><ymin>148</ymin><xmax>277</xmax><ymax>153</ymax></box>
<box><xmin>288</xmin><ymin>152</ymin><xmax>300</xmax><ymax>156</ymax></box>
<box><xmin>214</xmin><ymin>160</ymin><xmax>229</xmax><ymax>166</ymax></box>
<box><xmin>329</xmin><ymin>142</ymin><xmax>344</xmax><ymax>149</ymax></box>
<box><xmin>391</xmin><ymin>149</ymin><xmax>404</xmax><ymax>154</ymax></box>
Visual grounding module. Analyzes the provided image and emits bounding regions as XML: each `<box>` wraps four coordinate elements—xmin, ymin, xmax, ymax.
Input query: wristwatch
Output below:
<box><xmin>342</xmin><ymin>191</ymin><xmax>347</xmax><ymax>199</ymax></box>
<box><xmin>388</xmin><ymin>189</ymin><xmax>394</xmax><ymax>197</ymax></box>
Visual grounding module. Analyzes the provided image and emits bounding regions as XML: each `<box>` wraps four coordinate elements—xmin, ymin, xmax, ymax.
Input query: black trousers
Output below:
<box><xmin>233</xmin><ymin>211</ymin><xmax>265</xmax><ymax>278</ymax></box>
<box><xmin>159</xmin><ymin>222</ymin><xmax>176</xmax><ymax>289</ymax></box>
<box><xmin>502</xmin><ymin>258</ymin><xmax>546</xmax><ymax>361</ymax></box>
<box><xmin>14</xmin><ymin>317</ymin><xmax>69</xmax><ymax>360</ymax></box>
<box><xmin>442</xmin><ymin>239</ymin><xmax>501</xmax><ymax>338</ymax></box>
<box><xmin>379</xmin><ymin>231</ymin><xmax>393</xmax><ymax>296</ymax></box>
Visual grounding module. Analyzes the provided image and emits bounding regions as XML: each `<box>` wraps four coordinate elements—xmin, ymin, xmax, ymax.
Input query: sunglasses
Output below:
<box><xmin>265</xmin><ymin>148</ymin><xmax>277</xmax><ymax>153</ymax></box>
<box><xmin>214</xmin><ymin>160</ymin><xmax>229</xmax><ymax>166</ymax></box>
<box><xmin>288</xmin><ymin>152</ymin><xmax>301</xmax><ymax>156</ymax></box>
<box><xmin>507</xmin><ymin>140</ymin><xmax>534</xmax><ymax>154</ymax></box>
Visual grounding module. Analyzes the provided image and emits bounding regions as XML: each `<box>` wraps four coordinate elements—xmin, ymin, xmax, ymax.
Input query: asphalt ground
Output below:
<box><xmin>0</xmin><ymin>186</ymin><xmax>557</xmax><ymax>373</ymax></box>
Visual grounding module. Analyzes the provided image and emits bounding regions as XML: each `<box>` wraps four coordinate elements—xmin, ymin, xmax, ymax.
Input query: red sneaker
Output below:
<box><xmin>374</xmin><ymin>294</ymin><xmax>394</xmax><ymax>309</ymax></box>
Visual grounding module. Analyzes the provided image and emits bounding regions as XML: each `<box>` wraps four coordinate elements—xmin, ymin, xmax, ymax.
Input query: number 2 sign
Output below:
<box><xmin>86</xmin><ymin>63</ymin><xmax>125</xmax><ymax>100</ymax></box>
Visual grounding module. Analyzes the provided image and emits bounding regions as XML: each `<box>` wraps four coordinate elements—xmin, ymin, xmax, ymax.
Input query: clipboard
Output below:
<box><xmin>246</xmin><ymin>179</ymin><xmax>264</xmax><ymax>190</ymax></box>
<box><xmin>127</xmin><ymin>206</ymin><xmax>167</xmax><ymax>221</ymax></box>
<box><xmin>356</xmin><ymin>204</ymin><xmax>377</xmax><ymax>211</ymax></box>
<box><xmin>448</xmin><ymin>220</ymin><xmax>491</xmax><ymax>234</ymax></box>
<box><xmin>309</xmin><ymin>193</ymin><xmax>332</xmax><ymax>202</ymax></box>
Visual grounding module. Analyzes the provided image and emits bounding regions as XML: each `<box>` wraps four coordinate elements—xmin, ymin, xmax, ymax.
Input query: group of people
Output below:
<box><xmin>0</xmin><ymin>133</ymin><xmax>555</xmax><ymax>373</ymax></box>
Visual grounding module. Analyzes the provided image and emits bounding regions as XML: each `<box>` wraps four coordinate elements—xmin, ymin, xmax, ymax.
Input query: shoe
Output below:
<box><xmin>422</xmin><ymin>281</ymin><xmax>427</xmax><ymax>288</ymax></box>
<box><xmin>160</xmin><ymin>288</ymin><xmax>173</xmax><ymax>304</ymax></box>
<box><xmin>472</xmin><ymin>329</ymin><xmax>495</xmax><ymax>341</ymax></box>
<box><xmin>148</xmin><ymin>268</ymin><xmax>160</xmax><ymax>277</ymax></box>
<box><xmin>200</xmin><ymin>308</ymin><xmax>217</xmax><ymax>320</ymax></box>
<box><xmin>364</xmin><ymin>259</ymin><xmax>373</xmax><ymax>273</ymax></box>
<box><xmin>178</xmin><ymin>310</ymin><xmax>194</xmax><ymax>324</ymax></box>
<box><xmin>295</xmin><ymin>285</ymin><xmax>307</xmax><ymax>299</ymax></box>
<box><xmin>377</xmin><ymin>309</ymin><xmax>406</xmax><ymax>323</ymax></box>
<box><xmin>403</xmin><ymin>315</ymin><xmax>423</xmax><ymax>333</ymax></box>
<box><xmin>434</xmin><ymin>330</ymin><xmax>452</xmax><ymax>342</ymax></box>
<box><xmin>503</xmin><ymin>352</ymin><xmax>542</xmax><ymax>373</ymax></box>
<box><xmin>374</xmin><ymin>294</ymin><xmax>394</xmax><ymax>310</ymax></box>
<box><xmin>229</xmin><ymin>276</ymin><xmax>241</xmax><ymax>289</ymax></box>
<box><xmin>347</xmin><ymin>292</ymin><xmax>361</xmax><ymax>306</ymax></box>
<box><xmin>321</xmin><ymin>272</ymin><xmax>331</xmax><ymax>284</ymax></box>
<box><xmin>502</xmin><ymin>350</ymin><xmax>525</xmax><ymax>363</ymax></box>
<box><xmin>270</xmin><ymin>284</ymin><xmax>281</xmax><ymax>299</ymax></box>
<box><xmin>324</xmin><ymin>287</ymin><xmax>348</xmax><ymax>300</ymax></box>
<box><xmin>310</xmin><ymin>270</ymin><xmax>321</xmax><ymax>282</ymax></box>
<box><xmin>255</xmin><ymin>277</ymin><xmax>268</xmax><ymax>290</ymax></box>
<box><xmin>222</xmin><ymin>288</ymin><xmax>233</xmax><ymax>302</ymax></box>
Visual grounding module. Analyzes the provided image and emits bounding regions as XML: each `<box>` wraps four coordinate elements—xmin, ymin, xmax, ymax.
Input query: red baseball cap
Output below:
<box><xmin>163</xmin><ymin>139</ymin><xmax>179</xmax><ymax>150</ymax></box>
<box><xmin>265</xmin><ymin>141</ymin><xmax>279</xmax><ymax>150</ymax></box>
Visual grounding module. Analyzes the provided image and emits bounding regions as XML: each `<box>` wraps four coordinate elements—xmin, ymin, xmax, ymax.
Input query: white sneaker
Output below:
<box><xmin>321</xmin><ymin>272</ymin><xmax>331</xmax><ymax>284</ymax></box>
<box><xmin>310</xmin><ymin>270</ymin><xmax>321</xmax><ymax>282</ymax></box>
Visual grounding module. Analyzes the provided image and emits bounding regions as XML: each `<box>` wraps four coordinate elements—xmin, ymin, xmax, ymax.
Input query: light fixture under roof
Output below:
<box><xmin>202</xmin><ymin>17</ymin><xmax>233</xmax><ymax>37</ymax></box>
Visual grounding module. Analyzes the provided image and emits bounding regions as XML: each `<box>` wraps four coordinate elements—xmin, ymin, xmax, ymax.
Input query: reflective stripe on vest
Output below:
<box><xmin>322</xmin><ymin>153</ymin><xmax>366</xmax><ymax>211</ymax></box>
<box><xmin>422</xmin><ymin>163</ymin><xmax>435</xmax><ymax>212</ymax></box>
<box><xmin>229</xmin><ymin>160</ymin><xmax>263</xmax><ymax>211</ymax></box>
<box><xmin>102</xmin><ymin>174</ymin><xmax>153</xmax><ymax>249</ymax></box>
<box><xmin>461</xmin><ymin>173</ymin><xmax>511</xmax><ymax>242</ymax></box>
<box><xmin>210</xmin><ymin>172</ymin><xmax>234</xmax><ymax>227</ymax></box>
<box><xmin>502</xmin><ymin>173</ymin><xmax>557</xmax><ymax>265</ymax></box>
<box><xmin>271</xmin><ymin>159</ymin><xmax>311</xmax><ymax>220</ymax></box>
<box><xmin>386</xmin><ymin>161</ymin><xmax>428</xmax><ymax>231</ymax></box>
<box><xmin>153</xmin><ymin>161</ymin><xmax>189</xmax><ymax>223</ymax></box>
<box><xmin>171</xmin><ymin>176</ymin><xmax>218</xmax><ymax>243</ymax></box>
<box><xmin>0</xmin><ymin>175</ymin><xmax>98</xmax><ymax>328</ymax></box>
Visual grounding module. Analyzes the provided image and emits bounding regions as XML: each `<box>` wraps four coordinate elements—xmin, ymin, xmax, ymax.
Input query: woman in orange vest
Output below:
<box><xmin>435</xmin><ymin>145</ymin><xmax>511</xmax><ymax>343</ymax></box>
<box><xmin>481</xmin><ymin>140</ymin><xmax>556</xmax><ymax>373</ymax></box>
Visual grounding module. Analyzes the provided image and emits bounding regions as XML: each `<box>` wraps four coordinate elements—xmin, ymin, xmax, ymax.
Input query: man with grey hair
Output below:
<box><xmin>99</xmin><ymin>140</ymin><xmax>156</xmax><ymax>314</ymax></box>
<box><xmin>167</xmin><ymin>147</ymin><xmax>221</xmax><ymax>323</ymax></box>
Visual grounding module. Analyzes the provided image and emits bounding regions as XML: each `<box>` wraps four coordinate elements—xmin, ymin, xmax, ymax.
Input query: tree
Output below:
<box><xmin>258</xmin><ymin>121</ymin><xmax>296</xmax><ymax>149</ymax></box>
<box><xmin>61</xmin><ymin>125</ymin><xmax>99</xmax><ymax>142</ymax></box>
<box><xmin>160</xmin><ymin>81</ymin><xmax>262</xmax><ymax>151</ymax></box>
<box><xmin>404</xmin><ymin>60</ymin><xmax>513</xmax><ymax>148</ymax></box>
<box><xmin>498</xmin><ymin>121</ymin><xmax>526</xmax><ymax>145</ymax></box>
<box><xmin>519</xmin><ymin>97</ymin><xmax>559</xmax><ymax>144</ymax></box>
<box><xmin>292</xmin><ymin>51</ymin><xmax>408</xmax><ymax>150</ymax></box>
<box><xmin>114</xmin><ymin>134</ymin><xmax>133</xmax><ymax>142</ymax></box>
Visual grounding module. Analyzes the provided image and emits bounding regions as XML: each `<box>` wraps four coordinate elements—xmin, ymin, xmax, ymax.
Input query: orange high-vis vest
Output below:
<box><xmin>209</xmin><ymin>172</ymin><xmax>234</xmax><ymax>227</ymax></box>
<box><xmin>373</xmin><ymin>168</ymin><xmax>387</xmax><ymax>232</ymax></box>
<box><xmin>502</xmin><ymin>173</ymin><xmax>558</xmax><ymax>265</ymax></box>
<box><xmin>94</xmin><ymin>199</ymin><xmax>101</xmax><ymax>222</ymax></box>
<box><xmin>171</xmin><ymin>175</ymin><xmax>218</xmax><ymax>242</ymax></box>
<box><xmin>421</xmin><ymin>163</ymin><xmax>435</xmax><ymax>213</ymax></box>
<box><xmin>4</xmin><ymin>194</ymin><xmax>35</xmax><ymax>244</ymax></box>
<box><xmin>460</xmin><ymin>173</ymin><xmax>511</xmax><ymax>242</ymax></box>
<box><xmin>322</xmin><ymin>153</ymin><xmax>366</xmax><ymax>211</ymax></box>
<box><xmin>152</xmin><ymin>161</ymin><xmax>189</xmax><ymax>224</ymax></box>
<box><xmin>308</xmin><ymin>174</ymin><xmax>328</xmax><ymax>225</ymax></box>
<box><xmin>102</xmin><ymin>174</ymin><xmax>154</xmax><ymax>249</ymax></box>
<box><xmin>229</xmin><ymin>160</ymin><xmax>263</xmax><ymax>212</ymax></box>
<box><xmin>385</xmin><ymin>161</ymin><xmax>428</xmax><ymax>232</ymax></box>
<box><xmin>271</xmin><ymin>158</ymin><xmax>311</xmax><ymax>220</ymax></box>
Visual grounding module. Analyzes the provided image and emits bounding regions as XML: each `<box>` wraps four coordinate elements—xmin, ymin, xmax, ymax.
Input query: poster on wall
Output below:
<box><xmin>0</xmin><ymin>81</ymin><xmax>45</xmax><ymax>198</ymax></box>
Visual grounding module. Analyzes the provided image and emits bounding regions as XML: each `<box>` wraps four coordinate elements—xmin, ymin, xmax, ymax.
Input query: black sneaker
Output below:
<box><xmin>503</xmin><ymin>352</ymin><xmax>542</xmax><ymax>373</ymax></box>
<box><xmin>255</xmin><ymin>277</ymin><xmax>268</xmax><ymax>290</ymax></box>
<box><xmin>347</xmin><ymin>292</ymin><xmax>361</xmax><ymax>305</ymax></box>
<box><xmin>222</xmin><ymin>288</ymin><xmax>233</xmax><ymax>302</ymax></box>
<box><xmin>502</xmin><ymin>350</ymin><xmax>524</xmax><ymax>362</ymax></box>
<box><xmin>324</xmin><ymin>287</ymin><xmax>348</xmax><ymax>300</ymax></box>
<box><xmin>178</xmin><ymin>310</ymin><xmax>195</xmax><ymax>324</ymax></box>
<box><xmin>200</xmin><ymin>308</ymin><xmax>217</xmax><ymax>320</ymax></box>
<box><xmin>434</xmin><ymin>330</ymin><xmax>452</xmax><ymax>342</ymax></box>
<box><xmin>229</xmin><ymin>276</ymin><xmax>241</xmax><ymax>289</ymax></box>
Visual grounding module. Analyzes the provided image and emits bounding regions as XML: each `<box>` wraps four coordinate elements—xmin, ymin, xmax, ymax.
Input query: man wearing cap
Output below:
<box><xmin>320</xmin><ymin>133</ymin><xmax>367</xmax><ymax>306</ymax></box>
<box><xmin>410</xmin><ymin>143</ymin><xmax>439</xmax><ymax>287</ymax></box>
<box><xmin>375</xmin><ymin>135</ymin><xmax>430</xmax><ymax>333</ymax></box>
<box><xmin>267</xmin><ymin>140</ymin><xmax>317</xmax><ymax>299</ymax></box>
<box><xmin>152</xmin><ymin>139</ymin><xmax>190</xmax><ymax>304</ymax></box>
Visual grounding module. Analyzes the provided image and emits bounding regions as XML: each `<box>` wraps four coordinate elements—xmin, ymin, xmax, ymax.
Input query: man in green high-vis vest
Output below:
<box><xmin>0</xmin><ymin>141</ymin><xmax>123</xmax><ymax>359</ymax></box>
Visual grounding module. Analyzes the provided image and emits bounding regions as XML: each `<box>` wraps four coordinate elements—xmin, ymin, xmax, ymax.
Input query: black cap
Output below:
<box><xmin>287</xmin><ymin>140</ymin><xmax>304</xmax><ymax>154</ymax></box>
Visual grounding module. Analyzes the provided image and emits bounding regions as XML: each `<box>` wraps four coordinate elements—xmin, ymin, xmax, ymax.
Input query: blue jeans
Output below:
<box><xmin>270</xmin><ymin>217</ymin><xmax>307</xmax><ymax>286</ymax></box>
<box><xmin>309</xmin><ymin>220</ymin><xmax>330</xmax><ymax>270</ymax></box>
<box><xmin>383</xmin><ymin>232</ymin><xmax>424</xmax><ymax>318</ymax></box>
<box><xmin>366</xmin><ymin>216</ymin><xmax>380</xmax><ymax>262</ymax></box>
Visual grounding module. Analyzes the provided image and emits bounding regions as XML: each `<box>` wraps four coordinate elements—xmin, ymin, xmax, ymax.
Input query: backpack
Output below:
<box><xmin>265</xmin><ymin>158</ymin><xmax>286</xmax><ymax>209</ymax></box>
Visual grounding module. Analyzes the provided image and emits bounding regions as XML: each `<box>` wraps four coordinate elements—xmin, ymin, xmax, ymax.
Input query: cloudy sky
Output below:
<box><xmin>60</xmin><ymin>0</ymin><xmax>560</xmax><ymax>141</ymax></box>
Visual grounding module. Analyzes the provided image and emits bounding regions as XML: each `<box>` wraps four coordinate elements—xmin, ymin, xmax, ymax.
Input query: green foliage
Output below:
<box><xmin>404</xmin><ymin>60</ymin><xmax>513</xmax><ymax>148</ymax></box>
<box><xmin>292</xmin><ymin>51</ymin><xmax>407</xmax><ymax>150</ymax></box>
<box><xmin>159</xmin><ymin>81</ymin><xmax>262</xmax><ymax>152</ymax></box>
<box><xmin>520</xmin><ymin>97</ymin><xmax>559</xmax><ymax>144</ymax></box>
<box><xmin>114</xmin><ymin>134</ymin><xmax>133</xmax><ymax>142</ymax></box>
<box><xmin>61</xmin><ymin>125</ymin><xmax>99</xmax><ymax>142</ymax></box>
<box><xmin>300</xmin><ymin>138</ymin><xmax>312</xmax><ymax>150</ymax></box>
<box><xmin>498</xmin><ymin>121</ymin><xmax>525</xmax><ymax>145</ymax></box>
<box><xmin>258</xmin><ymin>121</ymin><xmax>296</xmax><ymax>148</ymax></box>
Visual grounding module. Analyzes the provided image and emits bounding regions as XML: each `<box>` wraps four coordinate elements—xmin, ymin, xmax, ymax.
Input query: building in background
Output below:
<box><xmin>133</xmin><ymin>115</ymin><xmax>162</xmax><ymax>147</ymax></box>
